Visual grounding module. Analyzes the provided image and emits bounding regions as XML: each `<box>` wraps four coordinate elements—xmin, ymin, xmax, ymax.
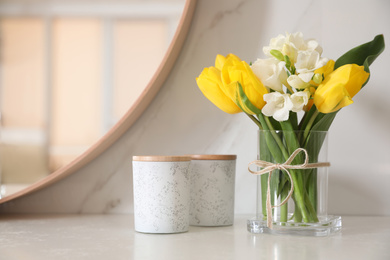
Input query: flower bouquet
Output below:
<box><xmin>196</xmin><ymin>32</ymin><xmax>384</xmax><ymax>236</ymax></box>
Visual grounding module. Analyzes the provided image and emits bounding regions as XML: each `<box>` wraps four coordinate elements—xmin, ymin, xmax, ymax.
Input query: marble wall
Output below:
<box><xmin>1</xmin><ymin>0</ymin><xmax>389</xmax><ymax>216</ymax></box>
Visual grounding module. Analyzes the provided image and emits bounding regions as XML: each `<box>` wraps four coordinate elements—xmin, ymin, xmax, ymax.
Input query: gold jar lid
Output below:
<box><xmin>189</xmin><ymin>154</ymin><xmax>237</xmax><ymax>160</ymax></box>
<box><xmin>132</xmin><ymin>155</ymin><xmax>191</xmax><ymax>162</ymax></box>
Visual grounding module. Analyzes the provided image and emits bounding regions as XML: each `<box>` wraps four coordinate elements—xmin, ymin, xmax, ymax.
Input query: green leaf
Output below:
<box><xmin>299</xmin><ymin>104</ymin><xmax>317</xmax><ymax>131</ymax></box>
<box><xmin>258</xmin><ymin>130</ymin><xmax>276</xmax><ymax>218</ymax></box>
<box><xmin>268</xmin><ymin>116</ymin><xmax>282</xmax><ymax>131</ymax></box>
<box><xmin>311</xmin><ymin>111</ymin><xmax>337</xmax><ymax>132</ymax></box>
<box><xmin>235</xmin><ymin>82</ymin><xmax>262</xmax><ymax>114</ymax></box>
<box><xmin>234</xmin><ymin>84</ymin><xmax>249</xmax><ymax>113</ymax></box>
<box><xmin>257</xmin><ymin>113</ymin><xmax>285</xmax><ymax>163</ymax></box>
<box><xmin>334</xmin><ymin>34</ymin><xmax>385</xmax><ymax>87</ymax></box>
<box><xmin>289</xmin><ymin>111</ymin><xmax>298</xmax><ymax>131</ymax></box>
<box><xmin>280</xmin><ymin>121</ymin><xmax>304</xmax><ymax>165</ymax></box>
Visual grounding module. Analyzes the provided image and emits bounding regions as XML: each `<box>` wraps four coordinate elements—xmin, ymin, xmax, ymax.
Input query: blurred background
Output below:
<box><xmin>0</xmin><ymin>0</ymin><xmax>389</xmax><ymax>217</ymax></box>
<box><xmin>0</xmin><ymin>0</ymin><xmax>185</xmax><ymax>197</ymax></box>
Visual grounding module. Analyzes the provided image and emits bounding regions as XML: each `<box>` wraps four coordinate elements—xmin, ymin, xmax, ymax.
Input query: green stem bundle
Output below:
<box><xmin>257</xmin><ymin>113</ymin><xmax>321</xmax><ymax>225</ymax></box>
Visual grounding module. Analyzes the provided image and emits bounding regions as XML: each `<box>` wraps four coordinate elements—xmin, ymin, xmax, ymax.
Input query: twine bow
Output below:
<box><xmin>248</xmin><ymin>148</ymin><xmax>330</xmax><ymax>229</ymax></box>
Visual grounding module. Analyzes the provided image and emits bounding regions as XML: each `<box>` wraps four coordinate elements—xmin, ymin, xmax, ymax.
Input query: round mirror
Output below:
<box><xmin>0</xmin><ymin>0</ymin><xmax>196</xmax><ymax>201</ymax></box>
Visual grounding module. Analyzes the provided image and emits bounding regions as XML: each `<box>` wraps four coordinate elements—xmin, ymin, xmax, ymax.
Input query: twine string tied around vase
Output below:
<box><xmin>248</xmin><ymin>148</ymin><xmax>330</xmax><ymax>229</ymax></box>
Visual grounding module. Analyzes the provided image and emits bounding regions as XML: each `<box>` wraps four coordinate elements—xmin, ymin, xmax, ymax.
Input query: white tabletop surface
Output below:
<box><xmin>0</xmin><ymin>214</ymin><xmax>389</xmax><ymax>260</ymax></box>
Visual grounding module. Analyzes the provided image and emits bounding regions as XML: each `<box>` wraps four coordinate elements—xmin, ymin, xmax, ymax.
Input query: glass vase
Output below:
<box><xmin>247</xmin><ymin>130</ymin><xmax>342</xmax><ymax>236</ymax></box>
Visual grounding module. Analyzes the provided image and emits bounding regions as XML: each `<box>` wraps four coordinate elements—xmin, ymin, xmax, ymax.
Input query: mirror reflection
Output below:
<box><xmin>0</xmin><ymin>0</ymin><xmax>186</xmax><ymax>198</ymax></box>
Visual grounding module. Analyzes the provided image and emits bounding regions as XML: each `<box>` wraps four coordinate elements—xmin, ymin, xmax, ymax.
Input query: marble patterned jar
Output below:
<box><xmin>132</xmin><ymin>156</ymin><xmax>191</xmax><ymax>234</ymax></box>
<box><xmin>189</xmin><ymin>154</ymin><xmax>237</xmax><ymax>226</ymax></box>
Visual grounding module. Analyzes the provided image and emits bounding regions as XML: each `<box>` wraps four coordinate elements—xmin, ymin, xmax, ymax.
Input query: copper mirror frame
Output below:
<box><xmin>0</xmin><ymin>0</ymin><xmax>197</xmax><ymax>204</ymax></box>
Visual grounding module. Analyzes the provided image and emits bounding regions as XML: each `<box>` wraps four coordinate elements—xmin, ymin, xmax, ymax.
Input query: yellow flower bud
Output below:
<box><xmin>313</xmin><ymin>64</ymin><xmax>369</xmax><ymax>113</ymax></box>
<box><xmin>312</xmin><ymin>73</ymin><xmax>323</xmax><ymax>85</ymax></box>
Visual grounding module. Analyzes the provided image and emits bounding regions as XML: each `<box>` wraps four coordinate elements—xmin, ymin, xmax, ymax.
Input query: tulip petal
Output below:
<box><xmin>215</xmin><ymin>54</ymin><xmax>227</xmax><ymax>71</ymax></box>
<box><xmin>315</xmin><ymin>60</ymin><xmax>335</xmax><ymax>77</ymax></box>
<box><xmin>221</xmin><ymin>56</ymin><xmax>268</xmax><ymax>111</ymax></box>
<box><xmin>196</xmin><ymin>67</ymin><xmax>241</xmax><ymax>114</ymax></box>
<box><xmin>314</xmin><ymin>83</ymin><xmax>354</xmax><ymax>113</ymax></box>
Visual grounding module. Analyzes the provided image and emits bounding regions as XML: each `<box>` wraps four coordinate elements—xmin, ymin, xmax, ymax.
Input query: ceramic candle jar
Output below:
<box><xmin>132</xmin><ymin>156</ymin><xmax>191</xmax><ymax>234</ymax></box>
<box><xmin>189</xmin><ymin>154</ymin><xmax>237</xmax><ymax>226</ymax></box>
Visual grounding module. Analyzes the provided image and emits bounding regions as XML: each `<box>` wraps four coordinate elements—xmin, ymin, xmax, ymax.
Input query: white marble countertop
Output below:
<box><xmin>0</xmin><ymin>214</ymin><xmax>389</xmax><ymax>260</ymax></box>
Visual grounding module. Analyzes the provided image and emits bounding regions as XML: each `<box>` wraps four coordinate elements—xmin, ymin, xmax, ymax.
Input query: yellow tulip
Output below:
<box><xmin>196</xmin><ymin>66</ymin><xmax>241</xmax><ymax>114</ymax></box>
<box><xmin>221</xmin><ymin>54</ymin><xmax>268</xmax><ymax>114</ymax></box>
<box><xmin>316</xmin><ymin>60</ymin><xmax>335</xmax><ymax>78</ymax></box>
<box><xmin>313</xmin><ymin>64</ymin><xmax>369</xmax><ymax>113</ymax></box>
<box><xmin>310</xmin><ymin>60</ymin><xmax>335</xmax><ymax>86</ymax></box>
<box><xmin>215</xmin><ymin>54</ymin><xmax>227</xmax><ymax>70</ymax></box>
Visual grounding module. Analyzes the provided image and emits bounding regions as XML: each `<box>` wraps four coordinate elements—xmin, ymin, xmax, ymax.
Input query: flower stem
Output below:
<box><xmin>246</xmin><ymin>113</ymin><xmax>262</xmax><ymax>129</ymax></box>
<box><xmin>306</xmin><ymin>169</ymin><xmax>318</xmax><ymax>214</ymax></box>
<box><xmin>257</xmin><ymin>114</ymin><xmax>286</xmax><ymax>162</ymax></box>
<box><xmin>280</xmin><ymin>187</ymin><xmax>289</xmax><ymax>224</ymax></box>
<box><xmin>285</xmin><ymin>84</ymin><xmax>295</xmax><ymax>95</ymax></box>
<box><xmin>303</xmin><ymin>109</ymin><xmax>320</xmax><ymax>144</ymax></box>
<box><xmin>263</xmin><ymin>116</ymin><xmax>289</xmax><ymax>159</ymax></box>
<box><xmin>304</xmin><ymin>190</ymin><xmax>319</xmax><ymax>222</ymax></box>
<box><xmin>294</xmin><ymin>201</ymin><xmax>302</xmax><ymax>222</ymax></box>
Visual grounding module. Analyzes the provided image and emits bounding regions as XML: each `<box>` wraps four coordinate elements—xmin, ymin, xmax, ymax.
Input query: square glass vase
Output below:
<box><xmin>247</xmin><ymin>130</ymin><xmax>342</xmax><ymax>236</ymax></box>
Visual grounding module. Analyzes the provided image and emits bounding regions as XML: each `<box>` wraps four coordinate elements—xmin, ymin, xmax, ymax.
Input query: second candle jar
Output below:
<box><xmin>189</xmin><ymin>154</ymin><xmax>237</xmax><ymax>226</ymax></box>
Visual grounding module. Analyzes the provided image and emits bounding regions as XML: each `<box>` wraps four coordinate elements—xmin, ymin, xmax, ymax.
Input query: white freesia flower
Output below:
<box><xmin>306</xmin><ymin>39</ymin><xmax>323</xmax><ymax>54</ymax></box>
<box><xmin>263</xmin><ymin>32</ymin><xmax>326</xmax><ymax>64</ymax></box>
<box><xmin>263</xmin><ymin>32</ymin><xmax>305</xmax><ymax>62</ymax></box>
<box><xmin>287</xmin><ymin>75</ymin><xmax>310</xmax><ymax>90</ymax></box>
<box><xmin>295</xmin><ymin>50</ymin><xmax>329</xmax><ymax>83</ymax></box>
<box><xmin>251</xmin><ymin>58</ymin><xmax>287</xmax><ymax>92</ymax></box>
<box><xmin>262</xmin><ymin>92</ymin><xmax>293</xmax><ymax>121</ymax></box>
<box><xmin>291</xmin><ymin>91</ymin><xmax>310</xmax><ymax>112</ymax></box>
